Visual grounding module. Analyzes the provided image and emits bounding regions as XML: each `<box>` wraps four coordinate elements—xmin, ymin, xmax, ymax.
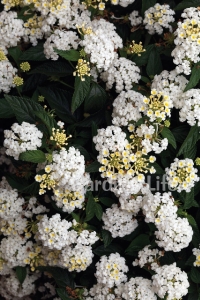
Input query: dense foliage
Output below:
<box><xmin>1</xmin><ymin>0</ymin><xmax>200</xmax><ymax>299</ymax></box>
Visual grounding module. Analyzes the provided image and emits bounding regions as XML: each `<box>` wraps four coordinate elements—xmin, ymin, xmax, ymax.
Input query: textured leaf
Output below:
<box><xmin>15</xmin><ymin>266</ymin><xmax>27</xmax><ymax>285</ymax></box>
<box><xmin>172</xmin><ymin>125</ymin><xmax>190</xmax><ymax>143</ymax></box>
<box><xmin>184</xmin><ymin>62</ymin><xmax>200</xmax><ymax>91</ymax></box>
<box><xmin>95</xmin><ymin>203</ymin><xmax>103</xmax><ymax>220</ymax></box>
<box><xmin>175</xmin><ymin>0</ymin><xmax>200</xmax><ymax>11</ymax></box>
<box><xmin>190</xmin><ymin>267</ymin><xmax>200</xmax><ymax>283</ymax></box>
<box><xmin>0</xmin><ymin>98</ymin><xmax>14</xmax><ymax>118</ymax></box>
<box><xmin>85</xmin><ymin>161</ymin><xmax>101</xmax><ymax>173</ymax></box>
<box><xmin>99</xmin><ymin>197</ymin><xmax>116</xmax><ymax>207</ymax></box>
<box><xmin>177</xmin><ymin>124</ymin><xmax>199</xmax><ymax>156</ymax></box>
<box><xmin>8</xmin><ymin>46</ymin><xmax>22</xmax><ymax>66</ymax></box>
<box><xmin>54</xmin><ymin>49</ymin><xmax>80</xmax><ymax>61</ymax></box>
<box><xmin>56</xmin><ymin>288</ymin><xmax>73</xmax><ymax>300</ymax></box>
<box><xmin>84</xmin><ymin>82</ymin><xmax>107</xmax><ymax>114</ymax></box>
<box><xmin>22</xmin><ymin>74</ymin><xmax>47</xmax><ymax>92</ymax></box>
<box><xmin>37</xmin><ymin>267</ymin><xmax>74</xmax><ymax>288</ymax></box>
<box><xmin>71</xmin><ymin>76</ymin><xmax>91</xmax><ymax>113</ymax></box>
<box><xmin>19</xmin><ymin>150</ymin><xmax>46</xmax><ymax>163</ymax></box>
<box><xmin>34</xmin><ymin>110</ymin><xmax>57</xmax><ymax>135</ymax></box>
<box><xmin>146</xmin><ymin>47</ymin><xmax>162</xmax><ymax>77</ymax></box>
<box><xmin>30</xmin><ymin>60</ymin><xmax>73</xmax><ymax>76</ymax></box>
<box><xmin>161</xmin><ymin>127</ymin><xmax>177</xmax><ymax>149</ymax></box>
<box><xmin>142</xmin><ymin>0</ymin><xmax>156</xmax><ymax>16</ymax></box>
<box><xmin>93</xmin><ymin>243</ymin><xmax>123</xmax><ymax>256</ymax></box>
<box><xmin>84</xmin><ymin>193</ymin><xmax>96</xmax><ymax>222</ymax></box>
<box><xmin>102</xmin><ymin>229</ymin><xmax>113</xmax><ymax>248</ymax></box>
<box><xmin>20</xmin><ymin>43</ymin><xmax>47</xmax><ymax>61</ymax></box>
<box><xmin>125</xmin><ymin>234</ymin><xmax>150</xmax><ymax>254</ymax></box>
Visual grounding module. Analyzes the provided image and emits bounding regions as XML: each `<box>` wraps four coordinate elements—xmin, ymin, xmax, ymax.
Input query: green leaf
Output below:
<box><xmin>38</xmin><ymin>86</ymin><xmax>76</xmax><ymax>124</ymax></box>
<box><xmin>187</xmin><ymin>214</ymin><xmax>198</xmax><ymax>227</ymax></box>
<box><xmin>172</xmin><ymin>125</ymin><xmax>190</xmax><ymax>143</ymax></box>
<box><xmin>161</xmin><ymin>127</ymin><xmax>177</xmax><ymax>149</ymax></box>
<box><xmin>20</xmin><ymin>43</ymin><xmax>47</xmax><ymax>61</ymax></box>
<box><xmin>20</xmin><ymin>181</ymin><xmax>39</xmax><ymax>195</ymax></box>
<box><xmin>146</xmin><ymin>47</ymin><xmax>162</xmax><ymax>77</ymax></box>
<box><xmin>95</xmin><ymin>203</ymin><xmax>103</xmax><ymax>220</ymax></box>
<box><xmin>71</xmin><ymin>76</ymin><xmax>91</xmax><ymax>113</ymax></box>
<box><xmin>177</xmin><ymin>124</ymin><xmax>199</xmax><ymax>156</ymax></box>
<box><xmin>85</xmin><ymin>161</ymin><xmax>101</xmax><ymax>173</ymax></box>
<box><xmin>175</xmin><ymin>0</ymin><xmax>200</xmax><ymax>11</ymax></box>
<box><xmin>19</xmin><ymin>150</ymin><xmax>46</xmax><ymax>163</ymax></box>
<box><xmin>190</xmin><ymin>267</ymin><xmax>200</xmax><ymax>283</ymax></box>
<box><xmin>93</xmin><ymin>243</ymin><xmax>123</xmax><ymax>256</ymax></box>
<box><xmin>54</xmin><ymin>49</ymin><xmax>80</xmax><ymax>61</ymax></box>
<box><xmin>0</xmin><ymin>98</ymin><xmax>14</xmax><ymax>118</ymax></box>
<box><xmin>73</xmin><ymin>145</ymin><xmax>90</xmax><ymax>161</ymax></box>
<box><xmin>84</xmin><ymin>193</ymin><xmax>96</xmax><ymax>222</ymax></box>
<box><xmin>186</xmin><ymin>255</ymin><xmax>196</xmax><ymax>266</ymax></box>
<box><xmin>131</xmin><ymin>45</ymin><xmax>154</xmax><ymax>67</ymax></box>
<box><xmin>37</xmin><ymin>266</ymin><xmax>74</xmax><ymax>288</ymax></box>
<box><xmin>181</xmin><ymin>188</ymin><xmax>195</xmax><ymax>209</ymax></box>
<box><xmin>142</xmin><ymin>0</ymin><xmax>156</xmax><ymax>16</ymax></box>
<box><xmin>15</xmin><ymin>266</ymin><xmax>27</xmax><ymax>285</ymax></box>
<box><xmin>151</xmin><ymin>162</ymin><xmax>165</xmax><ymax>174</ymax></box>
<box><xmin>125</xmin><ymin>234</ymin><xmax>150</xmax><ymax>255</ymax></box>
<box><xmin>102</xmin><ymin>229</ymin><xmax>113</xmax><ymax>248</ymax></box>
<box><xmin>99</xmin><ymin>197</ymin><xmax>116</xmax><ymax>207</ymax></box>
<box><xmin>29</xmin><ymin>60</ymin><xmax>73</xmax><ymax>77</ymax></box>
<box><xmin>84</xmin><ymin>82</ymin><xmax>107</xmax><ymax>114</ymax></box>
<box><xmin>22</xmin><ymin>74</ymin><xmax>47</xmax><ymax>92</ymax></box>
<box><xmin>34</xmin><ymin>110</ymin><xmax>57</xmax><ymax>135</ymax></box>
<box><xmin>4</xmin><ymin>95</ymin><xmax>43</xmax><ymax>124</ymax></box>
<box><xmin>192</xmin><ymin>227</ymin><xmax>200</xmax><ymax>247</ymax></box>
<box><xmin>56</xmin><ymin>288</ymin><xmax>73</xmax><ymax>300</ymax></box>
<box><xmin>184</xmin><ymin>62</ymin><xmax>200</xmax><ymax>91</ymax></box>
<box><xmin>8</xmin><ymin>46</ymin><xmax>22</xmax><ymax>66</ymax></box>
<box><xmin>183</xmin><ymin>145</ymin><xmax>197</xmax><ymax>160</ymax></box>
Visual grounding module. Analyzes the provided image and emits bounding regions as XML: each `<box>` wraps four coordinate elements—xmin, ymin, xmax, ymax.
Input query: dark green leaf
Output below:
<box><xmin>8</xmin><ymin>46</ymin><xmax>22</xmax><ymax>66</ymax></box>
<box><xmin>172</xmin><ymin>125</ymin><xmax>190</xmax><ymax>143</ymax></box>
<box><xmin>102</xmin><ymin>229</ymin><xmax>113</xmax><ymax>248</ymax></box>
<box><xmin>180</xmin><ymin>189</ymin><xmax>195</xmax><ymax>209</ymax></box>
<box><xmin>175</xmin><ymin>0</ymin><xmax>200</xmax><ymax>11</ymax></box>
<box><xmin>125</xmin><ymin>234</ymin><xmax>150</xmax><ymax>255</ymax></box>
<box><xmin>20</xmin><ymin>43</ymin><xmax>47</xmax><ymax>61</ymax></box>
<box><xmin>194</xmin><ymin>181</ymin><xmax>200</xmax><ymax>196</ymax></box>
<box><xmin>4</xmin><ymin>95</ymin><xmax>43</xmax><ymax>124</ymax></box>
<box><xmin>5</xmin><ymin>174</ymin><xmax>29</xmax><ymax>191</ymax></box>
<box><xmin>146</xmin><ymin>47</ymin><xmax>162</xmax><ymax>77</ymax></box>
<box><xmin>85</xmin><ymin>161</ymin><xmax>101</xmax><ymax>173</ymax></box>
<box><xmin>131</xmin><ymin>45</ymin><xmax>154</xmax><ymax>66</ymax></box>
<box><xmin>15</xmin><ymin>266</ymin><xmax>27</xmax><ymax>285</ymax></box>
<box><xmin>19</xmin><ymin>150</ymin><xmax>46</xmax><ymax>163</ymax></box>
<box><xmin>20</xmin><ymin>181</ymin><xmax>39</xmax><ymax>195</ymax></box>
<box><xmin>183</xmin><ymin>145</ymin><xmax>197</xmax><ymax>160</ymax></box>
<box><xmin>71</xmin><ymin>76</ymin><xmax>91</xmax><ymax>113</ymax></box>
<box><xmin>56</xmin><ymin>288</ymin><xmax>73</xmax><ymax>300</ymax></box>
<box><xmin>93</xmin><ymin>243</ymin><xmax>123</xmax><ymax>256</ymax></box>
<box><xmin>34</xmin><ymin>110</ymin><xmax>57</xmax><ymax>135</ymax></box>
<box><xmin>54</xmin><ymin>49</ymin><xmax>80</xmax><ymax>61</ymax></box>
<box><xmin>30</xmin><ymin>60</ymin><xmax>73</xmax><ymax>77</ymax></box>
<box><xmin>95</xmin><ymin>203</ymin><xmax>103</xmax><ymax>220</ymax></box>
<box><xmin>84</xmin><ymin>193</ymin><xmax>96</xmax><ymax>222</ymax></box>
<box><xmin>187</xmin><ymin>214</ymin><xmax>198</xmax><ymax>227</ymax></box>
<box><xmin>84</xmin><ymin>82</ymin><xmax>107</xmax><ymax>114</ymax></box>
<box><xmin>73</xmin><ymin>145</ymin><xmax>90</xmax><ymax>161</ymax></box>
<box><xmin>37</xmin><ymin>267</ymin><xmax>74</xmax><ymax>288</ymax></box>
<box><xmin>142</xmin><ymin>0</ymin><xmax>156</xmax><ymax>16</ymax></box>
<box><xmin>186</xmin><ymin>255</ymin><xmax>196</xmax><ymax>266</ymax></box>
<box><xmin>99</xmin><ymin>197</ymin><xmax>116</xmax><ymax>207</ymax></box>
<box><xmin>192</xmin><ymin>227</ymin><xmax>200</xmax><ymax>247</ymax></box>
<box><xmin>0</xmin><ymin>98</ymin><xmax>14</xmax><ymax>118</ymax></box>
<box><xmin>177</xmin><ymin>124</ymin><xmax>199</xmax><ymax>156</ymax></box>
<box><xmin>151</xmin><ymin>162</ymin><xmax>165</xmax><ymax>174</ymax></box>
<box><xmin>184</xmin><ymin>62</ymin><xmax>200</xmax><ymax>91</ymax></box>
<box><xmin>190</xmin><ymin>267</ymin><xmax>200</xmax><ymax>283</ymax></box>
<box><xmin>22</xmin><ymin>74</ymin><xmax>47</xmax><ymax>92</ymax></box>
<box><xmin>38</xmin><ymin>86</ymin><xmax>76</xmax><ymax>124</ymax></box>
<box><xmin>161</xmin><ymin>127</ymin><xmax>177</xmax><ymax>149</ymax></box>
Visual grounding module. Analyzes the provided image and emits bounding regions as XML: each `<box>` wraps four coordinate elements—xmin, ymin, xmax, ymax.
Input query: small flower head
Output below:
<box><xmin>73</xmin><ymin>59</ymin><xmax>91</xmax><ymax>81</ymax></box>
<box><xmin>13</xmin><ymin>76</ymin><xmax>23</xmax><ymax>86</ymax></box>
<box><xmin>20</xmin><ymin>62</ymin><xmax>31</xmax><ymax>72</ymax></box>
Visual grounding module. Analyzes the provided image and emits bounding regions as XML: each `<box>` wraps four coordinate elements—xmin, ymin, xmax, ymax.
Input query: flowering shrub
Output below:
<box><xmin>1</xmin><ymin>0</ymin><xmax>200</xmax><ymax>299</ymax></box>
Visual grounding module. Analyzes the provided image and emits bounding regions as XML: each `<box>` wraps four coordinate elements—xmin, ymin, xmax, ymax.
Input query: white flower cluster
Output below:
<box><xmin>95</xmin><ymin>253</ymin><xmax>128</xmax><ymax>288</ymax></box>
<box><xmin>179</xmin><ymin>89</ymin><xmax>200</xmax><ymax>126</ymax></box>
<box><xmin>172</xmin><ymin>7</ymin><xmax>200</xmax><ymax>75</ymax></box>
<box><xmin>151</xmin><ymin>69</ymin><xmax>188</xmax><ymax>109</ymax></box>
<box><xmin>140</xmin><ymin>89</ymin><xmax>173</xmax><ymax>122</ymax></box>
<box><xmin>143</xmin><ymin>4</ymin><xmax>175</xmax><ymax>35</ymax></box>
<box><xmin>101</xmin><ymin>57</ymin><xmax>141</xmax><ymax>93</ymax></box>
<box><xmin>102</xmin><ymin>204</ymin><xmax>138</xmax><ymax>237</ymax></box>
<box><xmin>0</xmin><ymin>53</ymin><xmax>17</xmax><ymax>93</ymax></box>
<box><xmin>133</xmin><ymin>245</ymin><xmax>163</xmax><ymax>271</ymax></box>
<box><xmin>37</xmin><ymin>214</ymin><xmax>76</xmax><ymax>250</ymax></box>
<box><xmin>115</xmin><ymin>277</ymin><xmax>157</xmax><ymax>300</ymax></box>
<box><xmin>44</xmin><ymin>29</ymin><xmax>80</xmax><ymax>60</ymax></box>
<box><xmin>35</xmin><ymin>147</ymin><xmax>91</xmax><ymax>212</ymax></box>
<box><xmin>129</xmin><ymin>10</ymin><xmax>143</xmax><ymax>27</ymax></box>
<box><xmin>23</xmin><ymin>14</ymin><xmax>47</xmax><ymax>46</ymax></box>
<box><xmin>0</xmin><ymin>188</ymin><xmax>24</xmax><ymax>220</ymax></box>
<box><xmin>4</xmin><ymin>122</ymin><xmax>43</xmax><ymax>160</ymax></box>
<box><xmin>152</xmin><ymin>263</ymin><xmax>189</xmax><ymax>300</ymax></box>
<box><xmin>84</xmin><ymin>283</ymin><xmax>118</xmax><ymax>300</ymax></box>
<box><xmin>0</xmin><ymin>11</ymin><xmax>24</xmax><ymax>54</ymax></box>
<box><xmin>142</xmin><ymin>192</ymin><xmax>193</xmax><ymax>252</ymax></box>
<box><xmin>166</xmin><ymin>158</ymin><xmax>199</xmax><ymax>192</ymax></box>
<box><xmin>112</xmin><ymin>90</ymin><xmax>142</xmax><ymax>126</ymax></box>
<box><xmin>81</xmin><ymin>19</ymin><xmax>123</xmax><ymax>71</ymax></box>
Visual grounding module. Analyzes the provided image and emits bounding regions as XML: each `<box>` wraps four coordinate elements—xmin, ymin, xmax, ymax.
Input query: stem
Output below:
<box><xmin>58</xmin><ymin>80</ymin><xmax>74</xmax><ymax>89</ymax></box>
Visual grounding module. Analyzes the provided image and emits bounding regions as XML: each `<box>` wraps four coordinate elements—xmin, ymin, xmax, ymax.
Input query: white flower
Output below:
<box><xmin>143</xmin><ymin>4</ymin><xmax>175</xmax><ymax>35</ymax></box>
<box><xmin>102</xmin><ymin>204</ymin><xmax>138</xmax><ymax>238</ymax></box>
<box><xmin>95</xmin><ymin>253</ymin><xmax>128</xmax><ymax>288</ymax></box>
<box><xmin>152</xmin><ymin>263</ymin><xmax>189</xmax><ymax>299</ymax></box>
<box><xmin>4</xmin><ymin>122</ymin><xmax>43</xmax><ymax>160</ymax></box>
<box><xmin>129</xmin><ymin>10</ymin><xmax>143</xmax><ymax>27</ymax></box>
<box><xmin>179</xmin><ymin>89</ymin><xmax>200</xmax><ymax>126</ymax></box>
